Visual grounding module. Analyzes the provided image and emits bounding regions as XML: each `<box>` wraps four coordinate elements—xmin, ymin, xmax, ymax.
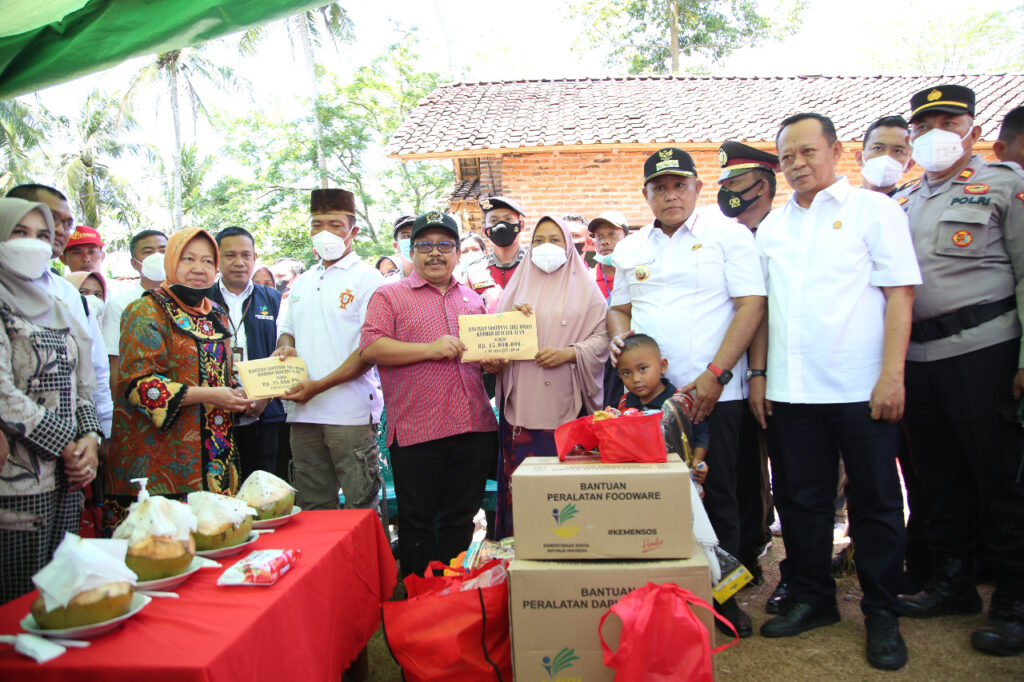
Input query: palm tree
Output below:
<box><xmin>124</xmin><ymin>46</ymin><xmax>247</xmax><ymax>231</ymax></box>
<box><xmin>54</xmin><ymin>90</ymin><xmax>146</xmax><ymax>231</ymax></box>
<box><xmin>239</xmin><ymin>4</ymin><xmax>354</xmax><ymax>189</ymax></box>
<box><xmin>0</xmin><ymin>98</ymin><xmax>47</xmax><ymax>193</ymax></box>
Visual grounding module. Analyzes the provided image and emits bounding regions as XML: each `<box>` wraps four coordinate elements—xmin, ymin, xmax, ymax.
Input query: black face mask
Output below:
<box><xmin>717</xmin><ymin>180</ymin><xmax>763</xmax><ymax>218</ymax></box>
<box><xmin>169</xmin><ymin>284</ymin><xmax>208</xmax><ymax>307</ymax></box>
<box><xmin>486</xmin><ymin>221</ymin><xmax>521</xmax><ymax>248</ymax></box>
<box><xmin>276</xmin><ymin>280</ymin><xmax>288</xmax><ymax>293</ymax></box>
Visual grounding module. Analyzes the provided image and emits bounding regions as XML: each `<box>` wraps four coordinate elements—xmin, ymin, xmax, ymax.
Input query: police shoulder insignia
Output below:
<box><xmin>900</xmin><ymin>178</ymin><xmax>922</xmax><ymax>192</ymax></box>
<box><xmin>896</xmin><ymin>196</ymin><xmax>909</xmax><ymax>206</ymax></box>
<box><xmin>1017</xmin><ymin>191</ymin><xmax>1024</xmax><ymax>206</ymax></box>
<box><xmin>964</xmin><ymin>184</ymin><xmax>990</xmax><ymax>195</ymax></box>
<box><xmin>952</xmin><ymin>230</ymin><xmax>973</xmax><ymax>248</ymax></box>
<box><xmin>338</xmin><ymin>288</ymin><xmax>356</xmax><ymax>310</ymax></box>
<box><xmin>927</xmin><ymin>89</ymin><xmax>942</xmax><ymax>102</ymax></box>
<box><xmin>957</xmin><ymin>167</ymin><xmax>975</xmax><ymax>181</ymax></box>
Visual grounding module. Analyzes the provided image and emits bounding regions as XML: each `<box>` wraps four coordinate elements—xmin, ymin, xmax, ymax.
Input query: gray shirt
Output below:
<box><xmin>895</xmin><ymin>155</ymin><xmax>1024</xmax><ymax>363</ymax></box>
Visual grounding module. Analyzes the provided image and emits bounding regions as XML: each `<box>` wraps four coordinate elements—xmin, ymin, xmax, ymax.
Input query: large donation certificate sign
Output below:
<box><xmin>236</xmin><ymin>357</ymin><xmax>308</xmax><ymax>399</ymax></box>
<box><xmin>458</xmin><ymin>311</ymin><xmax>539</xmax><ymax>362</ymax></box>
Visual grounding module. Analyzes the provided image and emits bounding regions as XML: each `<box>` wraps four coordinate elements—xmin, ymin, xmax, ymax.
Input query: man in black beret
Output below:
<box><xmin>480</xmin><ymin>195</ymin><xmax>527</xmax><ymax>288</ymax></box>
<box><xmin>715</xmin><ymin>141</ymin><xmax>779</xmax><ymax>231</ymax></box>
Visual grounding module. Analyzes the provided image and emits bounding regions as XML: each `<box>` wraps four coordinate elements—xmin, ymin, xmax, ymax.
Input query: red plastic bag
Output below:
<box><xmin>382</xmin><ymin>559</ymin><xmax>512</xmax><ymax>682</ymax></box>
<box><xmin>599</xmin><ymin>582</ymin><xmax>738</xmax><ymax>682</ymax></box>
<box><xmin>592</xmin><ymin>412</ymin><xmax>667</xmax><ymax>463</ymax></box>
<box><xmin>554</xmin><ymin>416</ymin><xmax>599</xmax><ymax>460</ymax></box>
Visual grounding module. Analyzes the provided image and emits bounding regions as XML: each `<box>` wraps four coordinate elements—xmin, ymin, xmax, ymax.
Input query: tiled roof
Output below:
<box><xmin>388</xmin><ymin>75</ymin><xmax>1024</xmax><ymax>157</ymax></box>
<box><xmin>447</xmin><ymin>177</ymin><xmax>482</xmax><ymax>201</ymax></box>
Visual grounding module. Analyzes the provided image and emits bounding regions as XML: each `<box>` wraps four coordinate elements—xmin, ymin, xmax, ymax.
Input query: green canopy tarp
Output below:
<box><xmin>0</xmin><ymin>0</ymin><xmax>325</xmax><ymax>100</ymax></box>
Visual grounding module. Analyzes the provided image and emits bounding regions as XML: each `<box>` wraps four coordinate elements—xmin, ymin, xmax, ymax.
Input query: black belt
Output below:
<box><xmin>911</xmin><ymin>296</ymin><xmax>1016</xmax><ymax>343</ymax></box>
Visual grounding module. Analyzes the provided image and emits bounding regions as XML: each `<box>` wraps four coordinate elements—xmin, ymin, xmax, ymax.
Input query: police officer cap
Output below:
<box><xmin>310</xmin><ymin>188</ymin><xmax>355</xmax><ymax>216</ymax></box>
<box><xmin>392</xmin><ymin>214</ymin><xmax>415</xmax><ymax>239</ymax></box>
<box><xmin>716</xmin><ymin>141</ymin><xmax>781</xmax><ymax>183</ymax></box>
<box><xmin>410</xmin><ymin>211</ymin><xmax>460</xmax><ymax>242</ymax></box>
<box><xmin>643</xmin><ymin>148</ymin><xmax>697</xmax><ymax>184</ymax></box>
<box><xmin>479</xmin><ymin>195</ymin><xmax>526</xmax><ymax>217</ymax></box>
<box><xmin>909</xmin><ymin>85</ymin><xmax>975</xmax><ymax>123</ymax></box>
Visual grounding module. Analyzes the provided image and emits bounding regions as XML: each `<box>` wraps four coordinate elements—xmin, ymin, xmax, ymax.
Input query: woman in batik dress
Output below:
<box><xmin>103</xmin><ymin>228</ymin><xmax>252</xmax><ymax>528</ymax></box>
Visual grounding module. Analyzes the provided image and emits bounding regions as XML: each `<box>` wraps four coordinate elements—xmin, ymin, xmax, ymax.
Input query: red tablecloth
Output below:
<box><xmin>0</xmin><ymin>509</ymin><xmax>397</xmax><ymax>681</ymax></box>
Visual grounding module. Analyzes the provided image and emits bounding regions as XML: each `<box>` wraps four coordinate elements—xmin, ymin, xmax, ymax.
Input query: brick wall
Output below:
<box><xmin>447</xmin><ymin>142</ymin><xmax>996</xmax><ymax>231</ymax></box>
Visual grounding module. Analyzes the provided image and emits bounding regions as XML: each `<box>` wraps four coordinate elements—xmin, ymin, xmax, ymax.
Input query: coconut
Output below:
<box><xmin>113</xmin><ymin>496</ymin><xmax>197</xmax><ymax>581</ymax></box>
<box><xmin>236</xmin><ymin>470</ymin><xmax>297</xmax><ymax>520</ymax></box>
<box><xmin>30</xmin><ymin>581</ymin><xmax>133</xmax><ymax>629</ymax></box>
<box><xmin>187</xmin><ymin>491</ymin><xmax>256</xmax><ymax>551</ymax></box>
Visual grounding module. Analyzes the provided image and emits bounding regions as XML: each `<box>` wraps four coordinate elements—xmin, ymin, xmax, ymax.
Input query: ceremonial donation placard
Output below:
<box><xmin>236</xmin><ymin>356</ymin><xmax>309</xmax><ymax>399</ymax></box>
<box><xmin>458</xmin><ymin>311</ymin><xmax>539</xmax><ymax>362</ymax></box>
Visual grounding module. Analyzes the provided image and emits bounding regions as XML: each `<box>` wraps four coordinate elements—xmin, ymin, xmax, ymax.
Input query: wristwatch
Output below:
<box><xmin>746</xmin><ymin>369</ymin><xmax>767</xmax><ymax>379</ymax></box>
<box><xmin>84</xmin><ymin>431</ymin><xmax>103</xmax><ymax>446</ymax></box>
<box><xmin>707</xmin><ymin>362</ymin><xmax>733</xmax><ymax>386</ymax></box>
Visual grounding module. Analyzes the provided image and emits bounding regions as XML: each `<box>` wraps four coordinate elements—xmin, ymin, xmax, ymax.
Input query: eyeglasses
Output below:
<box><xmin>412</xmin><ymin>240</ymin><xmax>457</xmax><ymax>254</ymax></box>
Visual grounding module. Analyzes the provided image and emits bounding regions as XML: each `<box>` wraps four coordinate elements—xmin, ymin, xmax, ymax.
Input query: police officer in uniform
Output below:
<box><xmin>895</xmin><ymin>85</ymin><xmax>1024</xmax><ymax>657</ymax></box>
<box><xmin>716</xmin><ymin>142</ymin><xmax>779</xmax><ymax>589</ymax></box>
<box><xmin>480</xmin><ymin>196</ymin><xmax>527</xmax><ymax>288</ymax></box>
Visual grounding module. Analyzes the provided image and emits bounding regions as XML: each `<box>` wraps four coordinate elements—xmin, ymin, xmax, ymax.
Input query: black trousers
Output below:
<box><xmin>771</xmin><ymin>402</ymin><xmax>905</xmax><ymax>613</ymax></box>
<box><xmin>736</xmin><ymin>407</ymin><xmax>774</xmax><ymax>569</ymax></box>
<box><xmin>703</xmin><ymin>400</ymin><xmax>745</xmax><ymax>558</ymax></box>
<box><xmin>234</xmin><ymin>421</ymin><xmax>280</xmax><ymax>482</ymax></box>
<box><xmin>904</xmin><ymin>339</ymin><xmax>1024</xmax><ymax>580</ymax></box>
<box><xmin>389</xmin><ymin>430</ymin><xmax>496</xmax><ymax>578</ymax></box>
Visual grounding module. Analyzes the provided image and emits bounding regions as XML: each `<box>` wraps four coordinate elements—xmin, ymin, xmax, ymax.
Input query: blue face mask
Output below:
<box><xmin>397</xmin><ymin>238</ymin><xmax>412</xmax><ymax>260</ymax></box>
<box><xmin>594</xmin><ymin>252</ymin><xmax>614</xmax><ymax>266</ymax></box>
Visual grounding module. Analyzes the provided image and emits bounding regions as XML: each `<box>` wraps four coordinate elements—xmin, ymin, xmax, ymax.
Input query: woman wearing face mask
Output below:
<box><xmin>0</xmin><ymin>198</ymin><xmax>102</xmax><ymax>602</ymax></box>
<box><xmin>482</xmin><ymin>215</ymin><xmax>609</xmax><ymax>539</ymax></box>
<box><xmin>103</xmin><ymin>228</ymin><xmax>253</xmax><ymax>529</ymax></box>
<box><xmin>64</xmin><ymin>270</ymin><xmax>108</xmax><ymax>325</ymax></box>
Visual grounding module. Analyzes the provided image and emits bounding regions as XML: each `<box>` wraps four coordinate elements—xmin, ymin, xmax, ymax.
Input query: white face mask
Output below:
<box><xmin>911</xmin><ymin>128</ymin><xmax>971</xmax><ymax>172</ymax></box>
<box><xmin>84</xmin><ymin>294</ymin><xmax>105</xmax><ymax>320</ymax></box>
<box><xmin>860</xmin><ymin>154</ymin><xmax>906</xmax><ymax>188</ymax></box>
<box><xmin>593</xmin><ymin>252</ymin><xmax>614</xmax><ymax>266</ymax></box>
<box><xmin>140</xmin><ymin>252</ymin><xmax>166</xmax><ymax>282</ymax></box>
<box><xmin>530</xmin><ymin>242</ymin><xmax>568</xmax><ymax>274</ymax></box>
<box><xmin>0</xmin><ymin>238</ymin><xmax>52</xmax><ymax>280</ymax></box>
<box><xmin>311</xmin><ymin>230</ymin><xmax>349</xmax><ymax>262</ymax></box>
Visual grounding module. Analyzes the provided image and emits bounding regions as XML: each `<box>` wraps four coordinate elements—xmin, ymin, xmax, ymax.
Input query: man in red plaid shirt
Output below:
<box><xmin>360</xmin><ymin>211</ymin><xmax>498</xmax><ymax>577</ymax></box>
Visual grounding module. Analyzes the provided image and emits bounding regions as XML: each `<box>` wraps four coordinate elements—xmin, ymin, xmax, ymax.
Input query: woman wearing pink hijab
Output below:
<box><xmin>482</xmin><ymin>215</ymin><xmax>609</xmax><ymax>539</ymax></box>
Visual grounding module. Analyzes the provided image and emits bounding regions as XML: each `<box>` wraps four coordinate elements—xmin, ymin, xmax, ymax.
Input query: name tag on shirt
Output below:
<box><xmin>232</xmin><ymin>346</ymin><xmax>245</xmax><ymax>365</ymax></box>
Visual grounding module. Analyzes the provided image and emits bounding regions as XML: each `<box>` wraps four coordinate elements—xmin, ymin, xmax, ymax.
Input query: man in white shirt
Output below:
<box><xmin>5</xmin><ymin>184</ymin><xmax>113</xmax><ymax>440</ymax></box>
<box><xmin>101</xmin><ymin>230</ymin><xmax>167</xmax><ymax>386</ymax></box>
<box><xmin>608</xmin><ymin>148</ymin><xmax>766</xmax><ymax>638</ymax></box>
<box><xmin>273</xmin><ymin>188</ymin><xmax>384</xmax><ymax>511</ymax></box>
<box><xmin>750</xmin><ymin>113</ymin><xmax>921</xmax><ymax>670</ymax></box>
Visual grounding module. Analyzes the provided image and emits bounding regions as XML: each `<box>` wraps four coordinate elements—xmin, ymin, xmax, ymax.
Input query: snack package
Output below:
<box><xmin>217</xmin><ymin>549</ymin><xmax>301</xmax><ymax>586</ymax></box>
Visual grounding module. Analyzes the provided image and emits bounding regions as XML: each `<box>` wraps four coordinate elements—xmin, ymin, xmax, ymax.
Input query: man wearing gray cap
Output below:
<box><xmin>895</xmin><ymin>84</ymin><xmax>1024</xmax><ymax>657</ymax></box>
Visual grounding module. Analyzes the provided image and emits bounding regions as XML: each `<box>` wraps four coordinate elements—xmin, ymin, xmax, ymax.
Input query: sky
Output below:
<box><xmin>23</xmin><ymin>0</ymin><xmax>1024</xmax><ymax>251</ymax></box>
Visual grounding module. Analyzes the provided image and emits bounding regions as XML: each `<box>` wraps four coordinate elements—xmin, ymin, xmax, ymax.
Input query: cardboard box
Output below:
<box><xmin>509</xmin><ymin>548</ymin><xmax>714</xmax><ymax>682</ymax></box>
<box><xmin>511</xmin><ymin>453</ymin><xmax>692</xmax><ymax>560</ymax></box>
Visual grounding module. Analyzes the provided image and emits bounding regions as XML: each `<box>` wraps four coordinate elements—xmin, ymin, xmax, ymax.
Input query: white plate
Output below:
<box><xmin>195</xmin><ymin>532</ymin><xmax>259</xmax><ymax>559</ymax></box>
<box><xmin>21</xmin><ymin>593</ymin><xmax>151</xmax><ymax>640</ymax></box>
<box><xmin>135</xmin><ymin>555</ymin><xmax>206</xmax><ymax>591</ymax></box>
<box><xmin>252</xmin><ymin>506</ymin><xmax>302</xmax><ymax>530</ymax></box>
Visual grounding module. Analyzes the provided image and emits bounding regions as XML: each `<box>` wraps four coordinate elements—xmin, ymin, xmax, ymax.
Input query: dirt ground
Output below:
<box><xmin>364</xmin><ymin>537</ymin><xmax>1024</xmax><ymax>680</ymax></box>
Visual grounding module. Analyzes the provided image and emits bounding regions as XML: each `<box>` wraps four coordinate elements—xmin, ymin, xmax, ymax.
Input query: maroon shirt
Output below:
<box><xmin>360</xmin><ymin>270</ymin><xmax>498</xmax><ymax>447</ymax></box>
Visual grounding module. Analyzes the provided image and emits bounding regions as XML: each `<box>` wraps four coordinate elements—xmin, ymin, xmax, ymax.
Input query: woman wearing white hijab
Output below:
<box><xmin>0</xmin><ymin>197</ymin><xmax>101</xmax><ymax>603</ymax></box>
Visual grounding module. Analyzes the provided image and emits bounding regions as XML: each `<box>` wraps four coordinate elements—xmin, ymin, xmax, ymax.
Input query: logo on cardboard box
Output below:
<box><xmin>542</xmin><ymin>647</ymin><xmax>581</xmax><ymax>680</ymax></box>
<box><xmin>551</xmin><ymin>504</ymin><xmax>581</xmax><ymax>537</ymax></box>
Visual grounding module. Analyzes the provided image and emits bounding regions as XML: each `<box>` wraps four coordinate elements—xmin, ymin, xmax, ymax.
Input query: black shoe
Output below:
<box><xmin>765</xmin><ymin>580</ymin><xmax>793</xmax><ymax>614</ymax></box>
<box><xmin>761</xmin><ymin>601</ymin><xmax>840</xmax><ymax>638</ymax></box>
<box><xmin>899</xmin><ymin>555</ymin><xmax>982</xmax><ymax>618</ymax></box>
<box><xmin>830</xmin><ymin>544</ymin><xmax>856</xmax><ymax>578</ymax></box>
<box><xmin>864</xmin><ymin>608</ymin><xmax>908</xmax><ymax>670</ymax></box>
<box><xmin>971</xmin><ymin>589</ymin><xmax>1024</xmax><ymax>656</ymax></box>
<box><xmin>715</xmin><ymin>597</ymin><xmax>752</xmax><ymax>638</ymax></box>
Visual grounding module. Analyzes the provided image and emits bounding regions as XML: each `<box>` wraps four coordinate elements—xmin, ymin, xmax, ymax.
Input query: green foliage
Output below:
<box><xmin>569</xmin><ymin>0</ymin><xmax>779</xmax><ymax>73</ymax></box>
<box><xmin>0</xmin><ymin>97</ymin><xmax>48</xmax><ymax>193</ymax></box>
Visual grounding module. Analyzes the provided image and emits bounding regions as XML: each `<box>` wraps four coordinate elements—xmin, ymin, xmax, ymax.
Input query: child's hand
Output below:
<box><xmin>691</xmin><ymin>460</ymin><xmax>708</xmax><ymax>484</ymax></box>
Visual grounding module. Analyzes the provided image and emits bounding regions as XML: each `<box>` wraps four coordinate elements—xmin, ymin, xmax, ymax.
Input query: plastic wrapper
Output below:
<box><xmin>187</xmin><ymin>490</ymin><xmax>256</xmax><ymax>535</ymax></box>
<box><xmin>32</xmin><ymin>533</ymin><xmax>137</xmax><ymax>612</ymax></box>
<box><xmin>216</xmin><ymin>549</ymin><xmax>301</xmax><ymax>586</ymax></box>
